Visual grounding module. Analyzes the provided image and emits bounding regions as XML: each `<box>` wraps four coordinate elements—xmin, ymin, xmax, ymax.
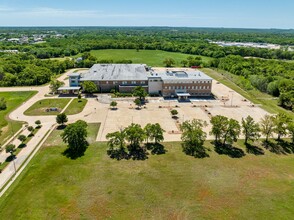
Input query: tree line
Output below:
<box><xmin>0</xmin><ymin>53</ymin><xmax>75</xmax><ymax>86</ymax></box>
<box><xmin>105</xmin><ymin>113</ymin><xmax>293</xmax><ymax>160</ymax></box>
<box><xmin>2</xmin><ymin>27</ymin><xmax>294</xmax><ymax>61</ymax></box>
<box><xmin>209</xmin><ymin>55</ymin><xmax>294</xmax><ymax>111</ymax></box>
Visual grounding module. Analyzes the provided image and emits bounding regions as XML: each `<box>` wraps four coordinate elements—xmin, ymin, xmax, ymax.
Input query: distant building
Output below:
<box><xmin>69</xmin><ymin>64</ymin><xmax>212</xmax><ymax>98</ymax></box>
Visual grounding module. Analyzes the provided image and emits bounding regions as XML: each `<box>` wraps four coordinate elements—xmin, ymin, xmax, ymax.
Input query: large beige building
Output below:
<box><xmin>69</xmin><ymin>64</ymin><xmax>212</xmax><ymax>98</ymax></box>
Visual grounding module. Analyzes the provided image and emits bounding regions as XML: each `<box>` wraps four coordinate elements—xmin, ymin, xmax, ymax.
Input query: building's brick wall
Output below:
<box><xmin>162</xmin><ymin>82</ymin><xmax>212</xmax><ymax>97</ymax></box>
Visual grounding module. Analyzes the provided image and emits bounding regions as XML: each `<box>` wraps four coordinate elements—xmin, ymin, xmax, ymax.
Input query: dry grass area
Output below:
<box><xmin>0</xmin><ymin>134</ymin><xmax>293</xmax><ymax>219</ymax></box>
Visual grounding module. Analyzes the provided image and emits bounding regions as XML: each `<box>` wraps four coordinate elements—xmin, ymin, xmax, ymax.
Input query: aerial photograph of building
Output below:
<box><xmin>0</xmin><ymin>0</ymin><xmax>293</xmax><ymax>219</ymax></box>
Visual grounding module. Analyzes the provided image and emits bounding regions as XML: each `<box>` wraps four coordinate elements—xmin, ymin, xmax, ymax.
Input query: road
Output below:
<box><xmin>0</xmin><ymin>69</ymin><xmax>82</xmax><ymax>194</ymax></box>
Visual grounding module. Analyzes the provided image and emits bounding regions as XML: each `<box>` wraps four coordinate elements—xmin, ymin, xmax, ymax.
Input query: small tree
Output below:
<box><xmin>27</xmin><ymin>126</ymin><xmax>34</xmax><ymax>136</ymax></box>
<box><xmin>110</xmin><ymin>101</ymin><xmax>117</xmax><ymax>110</ymax></box>
<box><xmin>56</xmin><ymin>113</ymin><xmax>68</xmax><ymax>126</ymax></box>
<box><xmin>61</xmin><ymin>120</ymin><xmax>88</xmax><ymax>158</ymax></box>
<box><xmin>82</xmin><ymin>81</ymin><xmax>97</xmax><ymax>94</ymax></box>
<box><xmin>18</xmin><ymin>134</ymin><xmax>26</xmax><ymax>143</ymax></box>
<box><xmin>35</xmin><ymin>120</ymin><xmax>41</xmax><ymax>128</ymax></box>
<box><xmin>241</xmin><ymin>116</ymin><xmax>260</xmax><ymax>144</ymax></box>
<box><xmin>163</xmin><ymin>58</ymin><xmax>175</xmax><ymax>67</ymax></box>
<box><xmin>0</xmin><ymin>97</ymin><xmax>7</xmax><ymax>110</ymax></box>
<box><xmin>77</xmin><ymin>93</ymin><xmax>82</xmax><ymax>102</ymax></box>
<box><xmin>49</xmin><ymin>79</ymin><xmax>64</xmax><ymax>94</ymax></box>
<box><xmin>180</xmin><ymin>60</ymin><xmax>188</xmax><ymax>67</ymax></box>
<box><xmin>134</xmin><ymin>98</ymin><xmax>141</xmax><ymax>109</ymax></box>
<box><xmin>260</xmin><ymin>115</ymin><xmax>275</xmax><ymax>142</ymax></box>
<box><xmin>170</xmin><ymin>109</ymin><xmax>178</xmax><ymax>119</ymax></box>
<box><xmin>133</xmin><ymin>86</ymin><xmax>147</xmax><ymax>101</ymax></box>
<box><xmin>6</xmin><ymin>144</ymin><xmax>15</xmax><ymax>153</ymax></box>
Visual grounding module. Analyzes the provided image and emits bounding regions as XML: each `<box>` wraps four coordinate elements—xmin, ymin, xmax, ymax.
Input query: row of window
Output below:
<box><xmin>164</xmin><ymin>85</ymin><xmax>210</xmax><ymax>90</ymax></box>
<box><xmin>110</xmin><ymin>81</ymin><xmax>146</xmax><ymax>85</ymax></box>
<box><xmin>164</xmin><ymin>80</ymin><xmax>211</xmax><ymax>84</ymax></box>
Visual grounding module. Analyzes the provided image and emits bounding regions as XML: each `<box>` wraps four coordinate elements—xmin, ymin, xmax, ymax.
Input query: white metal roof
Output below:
<box><xmin>80</xmin><ymin>64</ymin><xmax>148</xmax><ymax>81</ymax></box>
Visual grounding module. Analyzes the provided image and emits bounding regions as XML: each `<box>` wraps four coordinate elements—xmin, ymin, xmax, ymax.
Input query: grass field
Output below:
<box><xmin>89</xmin><ymin>49</ymin><xmax>213</xmax><ymax>67</ymax></box>
<box><xmin>24</xmin><ymin>98</ymin><xmax>71</xmax><ymax>116</ymax></box>
<box><xmin>202</xmin><ymin>68</ymin><xmax>294</xmax><ymax>118</ymax></box>
<box><xmin>0</xmin><ymin>126</ymin><xmax>293</xmax><ymax>219</ymax></box>
<box><xmin>63</xmin><ymin>98</ymin><xmax>88</xmax><ymax>115</ymax></box>
<box><xmin>0</xmin><ymin>91</ymin><xmax>37</xmax><ymax>145</ymax></box>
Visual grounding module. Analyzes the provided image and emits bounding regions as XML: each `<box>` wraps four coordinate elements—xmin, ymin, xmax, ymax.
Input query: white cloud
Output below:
<box><xmin>0</xmin><ymin>5</ymin><xmax>213</xmax><ymax>20</ymax></box>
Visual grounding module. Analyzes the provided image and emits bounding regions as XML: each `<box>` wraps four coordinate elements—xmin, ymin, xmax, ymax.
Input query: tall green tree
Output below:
<box><xmin>82</xmin><ymin>81</ymin><xmax>98</xmax><ymax>94</ymax></box>
<box><xmin>106</xmin><ymin>129</ymin><xmax>126</xmax><ymax>150</ymax></box>
<box><xmin>210</xmin><ymin>115</ymin><xmax>228</xmax><ymax>143</ymax></box>
<box><xmin>124</xmin><ymin>123</ymin><xmax>146</xmax><ymax>147</ymax></box>
<box><xmin>144</xmin><ymin>123</ymin><xmax>165</xmax><ymax>144</ymax></box>
<box><xmin>180</xmin><ymin>119</ymin><xmax>208</xmax><ymax>158</ymax></box>
<box><xmin>106</xmin><ymin>128</ymin><xmax>128</xmax><ymax>160</ymax></box>
<box><xmin>241</xmin><ymin>116</ymin><xmax>260</xmax><ymax>144</ymax></box>
<box><xmin>273</xmin><ymin>113</ymin><xmax>291</xmax><ymax>141</ymax></box>
<box><xmin>260</xmin><ymin>115</ymin><xmax>275</xmax><ymax>142</ymax></box>
<box><xmin>61</xmin><ymin>120</ymin><xmax>88</xmax><ymax>157</ymax></box>
<box><xmin>221</xmin><ymin>119</ymin><xmax>241</xmax><ymax>145</ymax></box>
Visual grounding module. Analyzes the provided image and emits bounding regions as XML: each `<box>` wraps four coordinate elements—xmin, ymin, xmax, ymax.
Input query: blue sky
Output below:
<box><xmin>0</xmin><ymin>0</ymin><xmax>293</xmax><ymax>28</ymax></box>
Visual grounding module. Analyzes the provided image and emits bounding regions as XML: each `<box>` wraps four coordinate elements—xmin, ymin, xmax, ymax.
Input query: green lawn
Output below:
<box><xmin>63</xmin><ymin>98</ymin><xmax>88</xmax><ymax>115</ymax></box>
<box><xmin>0</xmin><ymin>129</ymin><xmax>293</xmax><ymax>219</ymax></box>
<box><xmin>0</xmin><ymin>91</ymin><xmax>37</xmax><ymax>145</ymax></box>
<box><xmin>24</xmin><ymin>98</ymin><xmax>71</xmax><ymax>116</ymax></box>
<box><xmin>89</xmin><ymin>49</ymin><xmax>213</xmax><ymax>67</ymax></box>
<box><xmin>202</xmin><ymin>68</ymin><xmax>294</xmax><ymax>117</ymax></box>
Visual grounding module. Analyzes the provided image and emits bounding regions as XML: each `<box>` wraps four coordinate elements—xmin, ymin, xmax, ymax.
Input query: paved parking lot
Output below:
<box><xmin>90</xmin><ymin>79</ymin><xmax>269</xmax><ymax>142</ymax></box>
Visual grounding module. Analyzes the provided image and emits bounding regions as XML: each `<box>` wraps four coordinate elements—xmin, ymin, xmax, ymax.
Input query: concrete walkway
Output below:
<box><xmin>0</xmin><ymin>127</ymin><xmax>30</xmax><ymax>164</ymax></box>
<box><xmin>0</xmin><ymin>69</ymin><xmax>82</xmax><ymax>195</ymax></box>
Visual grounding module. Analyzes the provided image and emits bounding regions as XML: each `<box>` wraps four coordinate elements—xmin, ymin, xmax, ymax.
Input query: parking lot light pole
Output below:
<box><xmin>229</xmin><ymin>91</ymin><xmax>234</xmax><ymax>107</ymax></box>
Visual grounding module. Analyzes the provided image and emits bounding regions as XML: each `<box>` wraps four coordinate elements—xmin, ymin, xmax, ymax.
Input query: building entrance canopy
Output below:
<box><xmin>176</xmin><ymin>92</ymin><xmax>191</xmax><ymax>97</ymax></box>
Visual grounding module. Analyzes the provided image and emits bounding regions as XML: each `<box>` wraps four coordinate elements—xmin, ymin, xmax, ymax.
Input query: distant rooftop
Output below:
<box><xmin>80</xmin><ymin>64</ymin><xmax>148</xmax><ymax>81</ymax></box>
<box><xmin>148</xmin><ymin>70</ymin><xmax>212</xmax><ymax>81</ymax></box>
<box><xmin>68</xmin><ymin>72</ymin><xmax>81</xmax><ymax>77</ymax></box>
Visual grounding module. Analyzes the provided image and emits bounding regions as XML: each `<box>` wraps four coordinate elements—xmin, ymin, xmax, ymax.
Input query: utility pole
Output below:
<box><xmin>10</xmin><ymin>151</ymin><xmax>16</xmax><ymax>177</ymax></box>
<box><xmin>229</xmin><ymin>91</ymin><xmax>234</xmax><ymax>107</ymax></box>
